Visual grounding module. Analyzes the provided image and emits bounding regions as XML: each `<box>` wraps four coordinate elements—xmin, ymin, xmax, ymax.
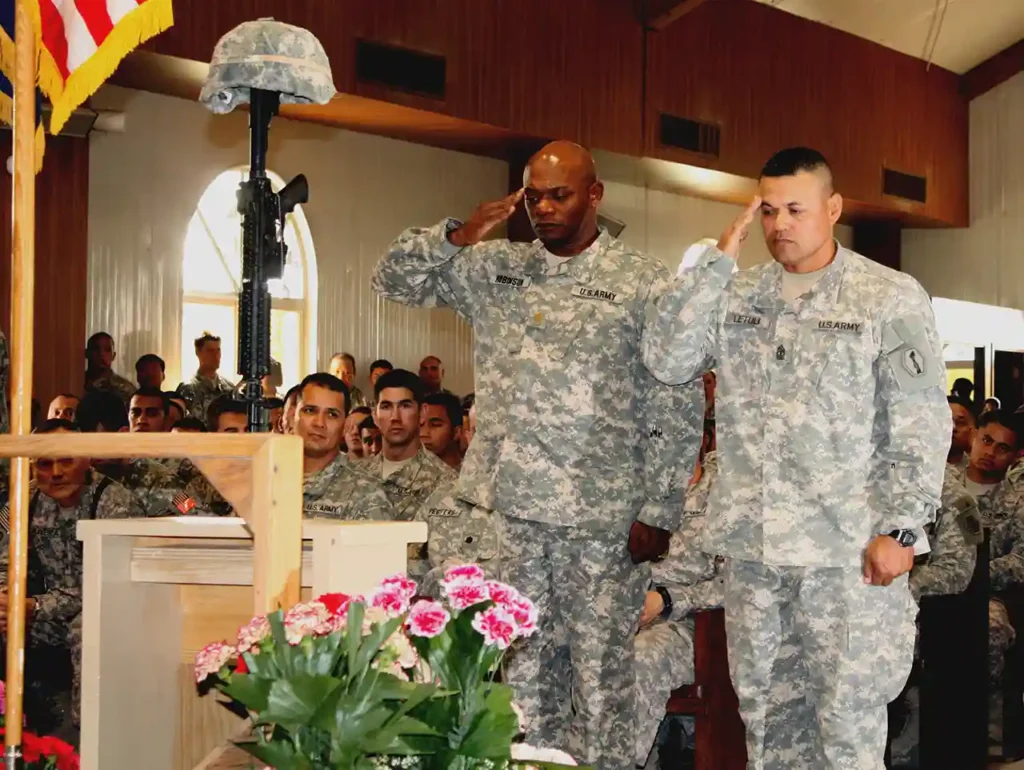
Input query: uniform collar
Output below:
<box><xmin>750</xmin><ymin>240</ymin><xmax>848</xmax><ymax>312</ymax></box>
<box><xmin>522</xmin><ymin>228</ymin><xmax>612</xmax><ymax>283</ymax></box>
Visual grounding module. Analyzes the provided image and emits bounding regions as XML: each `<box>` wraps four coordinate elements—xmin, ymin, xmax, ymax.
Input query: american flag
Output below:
<box><xmin>0</xmin><ymin>0</ymin><xmax>173</xmax><ymax>168</ymax></box>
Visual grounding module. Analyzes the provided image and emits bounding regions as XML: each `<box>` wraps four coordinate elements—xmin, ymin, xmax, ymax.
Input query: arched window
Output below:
<box><xmin>181</xmin><ymin>168</ymin><xmax>318</xmax><ymax>392</ymax></box>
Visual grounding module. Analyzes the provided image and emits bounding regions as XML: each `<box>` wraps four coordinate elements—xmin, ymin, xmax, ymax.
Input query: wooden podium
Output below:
<box><xmin>0</xmin><ymin>432</ymin><xmax>427</xmax><ymax>770</ymax></box>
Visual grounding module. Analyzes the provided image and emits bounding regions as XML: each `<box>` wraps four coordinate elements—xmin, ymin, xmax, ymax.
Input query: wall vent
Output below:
<box><xmin>658</xmin><ymin>113</ymin><xmax>720</xmax><ymax>157</ymax></box>
<box><xmin>355</xmin><ymin>39</ymin><xmax>446</xmax><ymax>100</ymax></box>
<box><xmin>882</xmin><ymin>168</ymin><xmax>927</xmax><ymax>204</ymax></box>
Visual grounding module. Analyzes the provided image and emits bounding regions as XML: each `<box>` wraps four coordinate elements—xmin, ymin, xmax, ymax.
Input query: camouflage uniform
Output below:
<box><xmin>635</xmin><ymin>453</ymin><xmax>724</xmax><ymax>766</ymax></box>
<box><xmin>176</xmin><ymin>372</ymin><xmax>236</xmax><ymax>423</ymax></box>
<box><xmin>373</xmin><ymin>223</ymin><xmax>703</xmax><ymax>770</ymax></box>
<box><xmin>162</xmin><ymin>458</ymin><xmax>234</xmax><ymax>516</ymax></box>
<box><xmin>978</xmin><ymin>464</ymin><xmax>1024</xmax><ymax>528</ymax></box>
<box><xmin>414</xmin><ymin>480</ymin><xmax>499</xmax><ymax>596</ymax></box>
<box><xmin>349</xmin><ymin>385</ymin><xmax>369</xmax><ymax>411</ymax></box>
<box><xmin>106</xmin><ymin>458</ymin><xmax>217</xmax><ymax>517</ymax></box>
<box><xmin>303</xmin><ymin>452</ymin><xmax>391</xmax><ymax>521</ymax></box>
<box><xmin>0</xmin><ymin>473</ymin><xmax>144</xmax><ymax>731</ymax></box>
<box><xmin>642</xmin><ymin>243</ymin><xmax>949</xmax><ymax>770</ymax></box>
<box><xmin>85</xmin><ymin>369</ymin><xmax>136</xmax><ymax>406</ymax></box>
<box><xmin>909</xmin><ymin>465</ymin><xmax>980</xmax><ymax>601</ymax></box>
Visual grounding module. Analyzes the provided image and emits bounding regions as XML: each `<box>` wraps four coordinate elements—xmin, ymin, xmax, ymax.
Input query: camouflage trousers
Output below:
<box><xmin>724</xmin><ymin>560</ymin><xmax>917</xmax><ymax>770</ymax></box>
<box><xmin>500</xmin><ymin>515</ymin><xmax>647</xmax><ymax>770</ymax></box>
<box><xmin>634</xmin><ymin>619</ymin><xmax>695</xmax><ymax>766</ymax></box>
<box><xmin>990</xmin><ymin>598</ymin><xmax>1016</xmax><ymax>688</ymax></box>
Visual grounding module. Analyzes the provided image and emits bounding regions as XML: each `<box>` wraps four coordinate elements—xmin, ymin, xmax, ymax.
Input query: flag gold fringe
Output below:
<box><xmin>43</xmin><ymin>0</ymin><xmax>174</xmax><ymax>134</ymax></box>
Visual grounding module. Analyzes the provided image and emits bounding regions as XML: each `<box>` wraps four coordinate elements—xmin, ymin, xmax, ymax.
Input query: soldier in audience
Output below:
<box><xmin>330</xmin><ymin>352</ymin><xmax>368</xmax><ymax>410</ymax></box>
<box><xmin>368</xmin><ymin>359</ymin><xmax>393</xmax><ymax>393</ymax></box>
<box><xmin>280</xmin><ymin>384</ymin><xmax>301</xmax><ymax>434</ymax></box>
<box><xmin>374</xmin><ymin>140</ymin><xmax>701</xmax><ymax>770</ymax></box>
<box><xmin>171</xmin><ymin>417</ymin><xmax>207</xmax><ymax>433</ymax></box>
<box><xmin>461</xmin><ymin>397</ymin><xmax>477</xmax><ymax>455</ymax></box>
<box><xmin>46</xmin><ymin>394</ymin><xmax>79</xmax><ymax>422</ymax></box>
<box><xmin>641</xmin><ymin>147</ymin><xmax>948</xmax><ymax>769</ymax></box>
<box><xmin>176</xmin><ymin>332</ymin><xmax>236</xmax><ymax>421</ymax></box>
<box><xmin>343</xmin><ymin>406</ymin><xmax>373</xmax><ymax>461</ymax></box>
<box><xmin>964</xmin><ymin>410</ymin><xmax>1024</xmax><ymax>527</ymax></box>
<box><xmin>984</xmin><ymin>397</ymin><xmax>1002</xmax><ymax>416</ymax></box>
<box><xmin>418</xmin><ymin>356</ymin><xmax>453</xmax><ymax>397</ymax></box>
<box><xmin>635</xmin><ymin>442</ymin><xmax>723</xmax><ymax>769</ymax></box>
<box><xmin>166</xmin><ymin>393</ymin><xmax>189</xmax><ymax>430</ymax></box>
<box><xmin>0</xmin><ymin>420</ymin><xmax>143</xmax><ymax>736</ymax></box>
<box><xmin>359</xmin><ymin>417</ymin><xmax>382</xmax><ymax>457</ymax></box>
<box><xmin>207</xmin><ymin>395</ymin><xmax>249</xmax><ymax>433</ymax></box>
<box><xmin>135</xmin><ymin>353</ymin><xmax>166</xmax><ymax>390</ymax></box>
<box><xmin>265</xmin><ymin>396</ymin><xmax>285</xmax><ymax>435</ymax></box>
<box><xmin>129</xmin><ymin>387</ymin><xmax>169</xmax><ymax>433</ymax></box>
<box><xmin>295</xmin><ymin>372</ymin><xmax>353</xmax><ymax>517</ymax></box>
<box><xmin>84</xmin><ymin>332</ymin><xmax>135</xmax><ymax>406</ymax></box>
<box><xmin>421</xmin><ymin>392</ymin><xmax>464</xmax><ymax>470</ymax></box>
<box><xmin>948</xmin><ymin>395</ymin><xmax>976</xmax><ymax>471</ymax></box>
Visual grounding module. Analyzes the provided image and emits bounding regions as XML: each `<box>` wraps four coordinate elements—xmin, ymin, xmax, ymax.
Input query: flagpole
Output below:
<box><xmin>5</xmin><ymin>0</ymin><xmax>36</xmax><ymax>763</ymax></box>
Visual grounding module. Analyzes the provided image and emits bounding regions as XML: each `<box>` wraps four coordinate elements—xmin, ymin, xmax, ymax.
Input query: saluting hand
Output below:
<box><xmin>716</xmin><ymin>196</ymin><xmax>762</xmax><ymax>258</ymax></box>
<box><xmin>862</xmin><ymin>535</ymin><xmax>914</xmax><ymax>587</ymax></box>
<box><xmin>448</xmin><ymin>189</ymin><xmax>525</xmax><ymax>248</ymax></box>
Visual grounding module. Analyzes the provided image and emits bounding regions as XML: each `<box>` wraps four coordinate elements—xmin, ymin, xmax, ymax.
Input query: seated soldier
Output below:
<box><xmin>360</xmin><ymin>417</ymin><xmax>382</xmax><ymax>457</ymax></box>
<box><xmin>634</xmin><ymin>445</ymin><xmax>723</xmax><ymax>769</ymax></box>
<box><xmin>0</xmin><ymin>419</ymin><xmax>143</xmax><ymax>738</ymax></box>
<box><xmin>297</xmin><ymin>372</ymin><xmax>358</xmax><ymax>518</ymax></box>
<box><xmin>962</xmin><ymin>410</ymin><xmax>1024</xmax><ymax>527</ymax></box>
<box><xmin>364</xmin><ymin>369</ymin><xmax>456</xmax><ymax>520</ymax></box>
<box><xmin>343</xmin><ymin>406</ymin><xmax>373</xmax><ymax>461</ymax></box>
<box><xmin>420</xmin><ymin>392</ymin><xmax>464</xmax><ymax>470</ymax></box>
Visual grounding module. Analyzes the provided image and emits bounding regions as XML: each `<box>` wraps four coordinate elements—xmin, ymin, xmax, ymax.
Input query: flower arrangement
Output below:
<box><xmin>194</xmin><ymin>566</ymin><xmax>582</xmax><ymax>770</ymax></box>
<box><xmin>0</xmin><ymin>682</ymin><xmax>80</xmax><ymax>770</ymax></box>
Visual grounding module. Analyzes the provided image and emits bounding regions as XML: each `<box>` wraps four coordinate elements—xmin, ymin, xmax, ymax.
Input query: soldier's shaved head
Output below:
<box><xmin>522</xmin><ymin>140</ymin><xmax>603</xmax><ymax>256</ymax></box>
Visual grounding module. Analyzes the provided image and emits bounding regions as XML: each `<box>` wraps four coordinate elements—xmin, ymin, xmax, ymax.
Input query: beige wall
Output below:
<box><xmin>87</xmin><ymin>86</ymin><xmax>506</xmax><ymax>397</ymax></box>
<box><xmin>903</xmin><ymin>71</ymin><xmax>1024</xmax><ymax>309</ymax></box>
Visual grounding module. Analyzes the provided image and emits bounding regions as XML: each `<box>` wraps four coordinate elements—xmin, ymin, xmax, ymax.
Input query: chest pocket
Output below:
<box><xmin>800</xmin><ymin>319</ymin><xmax>874</xmax><ymax>395</ymax></box>
<box><xmin>721</xmin><ymin>307</ymin><xmax>770</xmax><ymax>397</ymax></box>
<box><xmin>525</xmin><ymin>303</ymin><xmax>597</xmax><ymax>361</ymax></box>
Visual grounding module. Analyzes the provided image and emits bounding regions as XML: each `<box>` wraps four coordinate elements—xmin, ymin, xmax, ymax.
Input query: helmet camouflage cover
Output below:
<box><xmin>200</xmin><ymin>18</ymin><xmax>336</xmax><ymax>114</ymax></box>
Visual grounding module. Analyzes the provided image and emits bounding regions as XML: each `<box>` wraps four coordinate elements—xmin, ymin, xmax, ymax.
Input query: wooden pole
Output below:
<box><xmin>5</xmin><ymin>0</ymin><xmax>36</xmax><ymax>759</ymax></box>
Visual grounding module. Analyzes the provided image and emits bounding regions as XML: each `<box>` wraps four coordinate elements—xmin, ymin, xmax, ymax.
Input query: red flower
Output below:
<box><xmin>316</xmin><ymin>592</ymin><xmax>352</xmax><ymax>618</ymax></box>
<box><xmin>235</xmin><ymin>655</ymin><xmax>249</xmax><ymax>674</ymax></box>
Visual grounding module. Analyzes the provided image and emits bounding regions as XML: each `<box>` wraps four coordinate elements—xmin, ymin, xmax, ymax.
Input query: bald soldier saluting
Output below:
<box><xmin>372</xmin><ymin>141</ymin><xmax>703</xmax><ymax>769</ymax></box>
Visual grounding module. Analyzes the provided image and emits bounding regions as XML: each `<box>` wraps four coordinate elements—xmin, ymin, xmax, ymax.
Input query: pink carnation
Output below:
<box><xmin>380</xmin><ymin>575</ymin><xmax>418</xmax><ymax>601</ymax></box>
<box><xmin>194</xmin><ymin>641</ymin><xmax>235</xmax><ymax>683</ymax></box>
<box><xmin>485</xmin><ymin>581</ymin><xmax>521</xmax><ymax>607</ymax></box>
<box><xmin>444</xmin><ymin>564</ymin><xmax>486</xmax><ymax>584</ymax></box>
<box><xmin>236</xmin><ymin>615</ymin><xmax>271</xmax><ymax>654</ymax></box>
<box><xmin>405</xmin><ymin>600</ymin><xmax>451</xmax><ymax>638</ymax></box>
<box><xmin>316</xmin><ymin>592</ymin><xmax>353</xmax><ymax>619</ymax></box>
<box><xmin>507</xmin><ymin>597</ymin><xmax>539</xmax><ymax>638</ymax></box>
<box><xmin>283</xmin><ymin>601</ymin><xmax>330</xmax><ymax>645</ymax></box>
<box><xmin>471</xmin><ymin>606</ymin><xmax>516</xmax><ymax>650</ymax></box>
<box><xmin>370</xmin><ymin>588</ymin><xmax>410</xmax><ymax>618</ymax></box>
<box><xmin>445</xmin><ymin>580</ymin><xmax>490</xmax><ymax>610</ymax></box>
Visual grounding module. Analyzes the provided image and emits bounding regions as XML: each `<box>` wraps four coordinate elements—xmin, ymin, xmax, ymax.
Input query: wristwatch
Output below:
<box><xmin>887</xmin><ymin>529</ymin><xmax>918</xmax><ymax>547</ymax></box>
<box><xmin>654</xmin><ymin>585</ymin><xmax>673</xmax><ymax>620</ymax></box>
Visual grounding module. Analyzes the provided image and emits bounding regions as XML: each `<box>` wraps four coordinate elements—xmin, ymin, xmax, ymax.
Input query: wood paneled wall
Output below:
<box><xmin>645</xmin><ymin>0</ymin><xmax>968</xmax><ymax>227</ymax></box>
<box><xmin>141</xmin><ymin>0</ymin><xmax>969</xmax><ymax>226</ymax></box>
<box><xmin>0</xmin><ymin>134</ymin><xmax>90</xmax><ymax>412</ymax></box>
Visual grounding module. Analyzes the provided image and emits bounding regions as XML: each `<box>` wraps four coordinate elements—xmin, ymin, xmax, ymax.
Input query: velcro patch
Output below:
<box><xmin>725</xmin><ymin>312</ymin><xmax>764</xmax><ymax>327</ymax></box>
<box><xmin>490</xmin><ymin>273</ymin><xmax>531</xmax><ymax>288</ymax></box>
<box><xmin>812</xmin><ymin>319</ymin><xmax>864</xmax><ymax>334</ymax></box>
<box><xmin>570</xmin><ymin>286</ymin><xmax>622</xmax><ymax>304</ymax></box>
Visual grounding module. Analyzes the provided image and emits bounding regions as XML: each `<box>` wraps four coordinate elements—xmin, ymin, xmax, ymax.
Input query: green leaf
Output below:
<box><xmin>345</xmin><ymin>601</ymin><xmax>365</xmax><ymax>674</ymax></box>
<box><xmin>455</xmin><ymin>685</ymin><xmax>519</xmax><ymax>758</ymax></box>
<box><xmin>219</xmin><ymin>674</ymin><xmax>272</xmax><ymax>712</ymax></box>
<box><xmin>263</xmin><ymin>674</ymin><xmax>343</xmax><ymax>729</ymax></box>
<box><xmin>239</xmin><ymin>647</ymin><xmax>280</xmax><ymax>680</ymax></box>
<box><xmin>239</xmin><ymin>739</ymin><xmax>311</xmax><ymax>770</ymax></box>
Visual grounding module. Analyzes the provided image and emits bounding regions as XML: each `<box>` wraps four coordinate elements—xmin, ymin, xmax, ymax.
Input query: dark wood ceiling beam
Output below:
<box><xmin>961</xmin><ymin>38</ymin><xmax>1024</xmax><ymax>101</ymax></box>
<box><xmin>644</xmin><ymin>0</ymin><xmax>713</xmax><ymax>31</ymax></box>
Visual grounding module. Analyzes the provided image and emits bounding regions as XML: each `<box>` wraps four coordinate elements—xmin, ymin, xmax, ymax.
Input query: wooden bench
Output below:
<box><xmin>665</xmin><ymin>609</ymin><xmax>747</xmax><ymax>770</ymax></box>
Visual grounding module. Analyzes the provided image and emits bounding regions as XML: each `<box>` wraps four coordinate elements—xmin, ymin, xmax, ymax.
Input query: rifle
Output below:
<box><xmin>236</xmin><ymin>88</ymin><xmax>309</xmax><ymax>433</ymax></box>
